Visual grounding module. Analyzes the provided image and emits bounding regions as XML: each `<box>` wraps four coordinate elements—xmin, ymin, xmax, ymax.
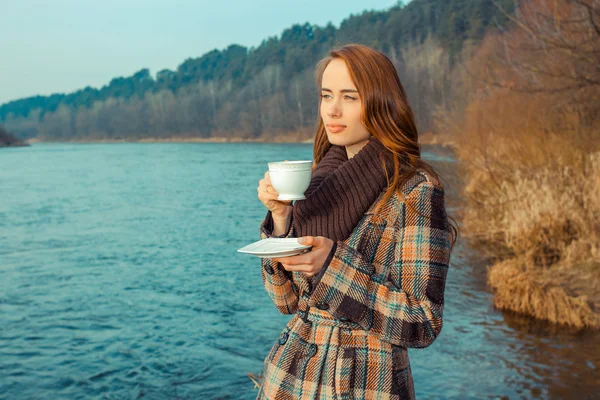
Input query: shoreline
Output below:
<box><xmin>25</xmin><ymin>132</ymin><xmax>455</xmax><ymax>147</ymax></box>
<box><xmin>26</xmin><ymin>136</ymin><xmax>314</xmax><ymax>144</ymax></box>
<box><xmin>0</xmin><ymin>142</ymin><xmax>29</xmax><ymax>148</ymax></box>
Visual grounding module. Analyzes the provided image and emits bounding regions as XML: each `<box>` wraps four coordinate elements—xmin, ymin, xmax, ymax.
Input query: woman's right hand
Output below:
<box><xmin>257</xmin><ymin>171</ymin><xmax>292</xmax><ymax>219</ymax></box>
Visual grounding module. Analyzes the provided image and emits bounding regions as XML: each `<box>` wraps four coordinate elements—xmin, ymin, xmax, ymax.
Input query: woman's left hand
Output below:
<box><xmin>272</xmin><ymin>236</ymin><xmax>334</xmax><ymax>278</ymax></box>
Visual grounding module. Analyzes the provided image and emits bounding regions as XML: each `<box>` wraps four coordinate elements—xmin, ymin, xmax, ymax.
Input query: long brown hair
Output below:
<box><xmin>313</xmin><ymin>44</ymin><xmax>458</xmax><ymax>248</ymax></box>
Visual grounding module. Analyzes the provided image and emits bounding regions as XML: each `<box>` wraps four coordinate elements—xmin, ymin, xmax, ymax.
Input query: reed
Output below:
<box><xmin>433</xmin><ymin>0</ymin><xmax>600</xmax><ymax>329</ymax></box>
<box><xmin>437</xmin><ymin>87</ymin><xmax>600</xmax><ymax>329</ymax></box>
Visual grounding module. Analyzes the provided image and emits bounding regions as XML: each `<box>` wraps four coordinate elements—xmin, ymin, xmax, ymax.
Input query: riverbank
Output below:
<box><xmin>0</xmin><ymin>125</ymin><xmax>29</xmax><ymax>147</ymax></box>
<box><xmin>457</xmin><ymin>133</ymin><xmax>599</xmax><ymax>329</ymax></box>
<box><xmin>26</xmin><ymin>135</ymin><xmax>313</xmax><ymax>144</ymax></box>
<box><xmin>436</xmin><ymin>101</ymin><xmax>600</xmax><ymax>330</ymax></box>
<box><xmin>25</xmin><ymin>131</ymin><xmax>452</xmax><ymax>147</ymax></box>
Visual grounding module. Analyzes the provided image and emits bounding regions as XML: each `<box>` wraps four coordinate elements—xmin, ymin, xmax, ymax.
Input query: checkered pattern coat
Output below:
<box><xmin>256</xmin><ymin>171</ymin><xmax>453</xmax><ymax>400</ymax></box>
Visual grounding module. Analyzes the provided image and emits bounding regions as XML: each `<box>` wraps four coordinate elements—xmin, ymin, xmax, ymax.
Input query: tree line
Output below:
<box><xmin>0</xmin><ymin>0</ymin><xmax>514</xmax><ymax>141</ymax></box>
<box><xmin>0</xmin><ymin>124</ymin><xmax>28</xmax><ymax>147</ymax></box>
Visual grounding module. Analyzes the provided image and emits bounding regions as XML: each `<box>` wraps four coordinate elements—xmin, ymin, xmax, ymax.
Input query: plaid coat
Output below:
<box><xmin>256</xmin><ymin>171</ymin><xmax>453</xmax><ymax>400</ymax></box>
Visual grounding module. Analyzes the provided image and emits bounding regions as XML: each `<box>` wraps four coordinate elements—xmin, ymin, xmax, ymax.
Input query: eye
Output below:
<box><xmin>320</xmin><ymin>94</ymin><xmax>332</xmax><ymax>99</ymax></box>
<box><xmin>344</xmin><ymin>95</ymin><xmax>356</xmax><ymax>100</ymax></box>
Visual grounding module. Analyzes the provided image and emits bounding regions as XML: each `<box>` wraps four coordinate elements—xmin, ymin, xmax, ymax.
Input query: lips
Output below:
<box><xmin>326</xmin><ymin>124</ymin><xmax>346</xmax><ymax>133</ymax></box>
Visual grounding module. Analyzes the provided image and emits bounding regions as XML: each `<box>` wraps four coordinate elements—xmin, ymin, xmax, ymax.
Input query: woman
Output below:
<box><xmin>255</xmin><ymin>44</ymin><xmax>457</xmax><ymax>399</ymax></box>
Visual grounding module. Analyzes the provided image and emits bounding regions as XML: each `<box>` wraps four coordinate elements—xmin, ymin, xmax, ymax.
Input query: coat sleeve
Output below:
<box><xmin>258</xmin><ymin>211</ymin><xmax>299</xmax><ymax>315</ymax></box>
<box><xmin>308</xmin><ymin>182</ymin><xmax>452</xmax><ymax>348</ymax></box>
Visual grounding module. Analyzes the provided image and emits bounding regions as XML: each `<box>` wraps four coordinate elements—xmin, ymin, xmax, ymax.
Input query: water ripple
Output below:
<box><xmin>1</xmin><ymin>143</ymin><xmax>598</xmax><ymax>399</ymax></box>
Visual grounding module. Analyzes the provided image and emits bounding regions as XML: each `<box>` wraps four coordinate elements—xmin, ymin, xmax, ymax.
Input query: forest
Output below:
<box><xmin>0</xmin><ymin>0</ymin><xmax>514</xmax><ymax>141</ymax></box>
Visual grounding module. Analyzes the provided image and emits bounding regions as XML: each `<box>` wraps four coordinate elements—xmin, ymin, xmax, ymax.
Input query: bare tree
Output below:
<box><xmin>488</xmin><ymin>0</ymin><xmax>600</xmax><ymax>132</ymax></box>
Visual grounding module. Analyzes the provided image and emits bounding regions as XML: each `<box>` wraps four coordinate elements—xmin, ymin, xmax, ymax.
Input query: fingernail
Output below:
<box><xmin>298</xmin><ymin>237</ymin><xmax>306</xmax><ymax>243</ymax></box>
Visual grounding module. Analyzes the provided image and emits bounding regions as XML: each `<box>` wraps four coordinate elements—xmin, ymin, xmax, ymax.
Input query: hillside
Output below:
<box><xmin>0</xmin><ymin>0</ymin><xmax>514</xmax><ymax>141</ymax></box>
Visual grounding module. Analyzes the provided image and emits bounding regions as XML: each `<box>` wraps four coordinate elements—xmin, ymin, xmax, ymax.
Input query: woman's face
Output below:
<box><xmin>320</xmin><ymin>58</ymin><xmax>371</xmax><ymax>158</ymax></box>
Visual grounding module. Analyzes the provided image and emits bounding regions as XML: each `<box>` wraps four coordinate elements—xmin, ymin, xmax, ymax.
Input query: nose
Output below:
<box><xmin>326</xmin><ymin>101</ymin><xmax>341</xmax><ymax>118</ymax></box>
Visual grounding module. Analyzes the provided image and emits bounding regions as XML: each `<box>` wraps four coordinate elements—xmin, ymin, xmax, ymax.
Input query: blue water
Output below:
<box><xmin>1</xmin><ymin>143</ymin><xmax>598</xmax><ymax>400</ymax></box>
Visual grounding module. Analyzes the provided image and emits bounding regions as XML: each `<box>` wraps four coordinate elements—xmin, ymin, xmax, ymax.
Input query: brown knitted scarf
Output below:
<box><xmin>292</xmin><ymin>137</ymin><xmax>395</xmax><ymax>242</ymax></box>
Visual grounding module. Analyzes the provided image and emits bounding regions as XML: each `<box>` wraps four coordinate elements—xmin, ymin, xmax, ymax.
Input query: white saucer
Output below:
<box><xmin>277</xmin><ymin>194</ymin><xmax>306</xmax><ymax>201</ymax></box>
<box><xmin>237</xmin><ymin>238</ymin><xmax>312</xmax><ymax>258</ymax></box>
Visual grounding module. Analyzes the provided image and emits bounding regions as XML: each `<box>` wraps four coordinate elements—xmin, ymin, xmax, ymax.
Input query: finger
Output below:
<box><xmin>263</xmin><ymin>190</ymin><xmax>282</xmax><ymax>201</ymax></box>
<box><xmin>258</xmin><ymin>186</ymin><xmax>277</xmax><ymax>198</ymax></box>
<box><xmin>303</xmin><ymin>236</ymin><xmax>329</xmax><ymax>248</ymax></box>
<box><xmin>297</xmin><ymin>236</ymin><xmax>314</xmax><ymax>246</ymax></box>
<box><xmin>281</xmin><ymin>263</ymin><xmax>313</xmax><ymax>273</ymax></box>
<box><xmin>277</xmin><ymin>252</ymin><xmax>314</xmax><ymax>266</ymax></box>
<box><xmin>265</xmin><ymin>193</ymin><xmax>282</xmax><ymax>202</ymax></box>
<box><xmin>260</xmin><ymin>180</ymin><xmax>276</xmax><ymax>195</ymax></box>
<box><xmin>272</xmin><ymin>255</ymin><xmax>298</xmax><ymax>265</ymax></box>
<box><xmin>276</xmin><ymin>262</ymin><xmax>295</xmax><ymax>272</ymax></box>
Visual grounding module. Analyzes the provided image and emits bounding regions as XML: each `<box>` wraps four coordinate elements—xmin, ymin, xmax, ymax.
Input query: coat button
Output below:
<box><xmin>316</xmin><ymin>302</ymin><xmax>329</xmax><ymax>310</ymax></box>
<box><xmin>339</xmin><ymin>317</ymin><xmax>350</xmax><ymax>322</ymax></box>
<box><xmin>309</xmin><ymin>344</ymin><xmax>318</xmax><ymax>357</ymax></box>
<box><xmin>279</xmin><ymin>332</ymin><xmax>289</xmax><ymax>345</ymax></box>
<box><xmin>264</xmin><ymin>264</ymin><xmax>275</xmax><ymax>275</ymax></box>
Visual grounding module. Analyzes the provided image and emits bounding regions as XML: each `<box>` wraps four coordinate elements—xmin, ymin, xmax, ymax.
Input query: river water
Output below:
<box><xmin>1</xmin><ymin>143</ymin><xmax>598</xmax><ymax>399</ymax></box>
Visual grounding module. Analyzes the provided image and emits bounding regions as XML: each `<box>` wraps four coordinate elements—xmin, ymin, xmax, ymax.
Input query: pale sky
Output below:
<box><xmin>0</xmin><ymin>0</ymin><xmax>402</xmax><ymax>105</ymax></box>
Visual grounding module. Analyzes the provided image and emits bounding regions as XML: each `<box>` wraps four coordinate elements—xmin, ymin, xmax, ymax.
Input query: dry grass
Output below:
<box><xmin>436</xmin><ymin>81</ymin><xmax>600</xmax><ymax>329</ymax></box>
<box><xmin>488</xmin><ymin>258</ymin><xmax>600</xmax><ymax>328</ymax></box>
<box><xmin>248</xmin><ymin>372</ymin><xmax>261</xmax><ymax>389</ymax></box>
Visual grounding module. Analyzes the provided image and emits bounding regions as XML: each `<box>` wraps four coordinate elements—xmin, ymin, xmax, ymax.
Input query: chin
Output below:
<box><xmin>326</xmin><ymin>134</ymin><xmax>347</xmax><ymax>146</ymax></box>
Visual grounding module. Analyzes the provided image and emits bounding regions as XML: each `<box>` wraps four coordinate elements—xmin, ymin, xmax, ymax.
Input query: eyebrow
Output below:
<box><xmin>321</xmin><ymin>88</ymin><xmax>359</xmax><ymax>94</ymax></box>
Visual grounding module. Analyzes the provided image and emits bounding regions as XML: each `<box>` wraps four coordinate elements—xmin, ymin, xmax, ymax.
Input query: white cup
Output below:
<box><xmin>267</xmin><ymin>160</ymin><xmax>313</xmax><ymax>201</ymax></box>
